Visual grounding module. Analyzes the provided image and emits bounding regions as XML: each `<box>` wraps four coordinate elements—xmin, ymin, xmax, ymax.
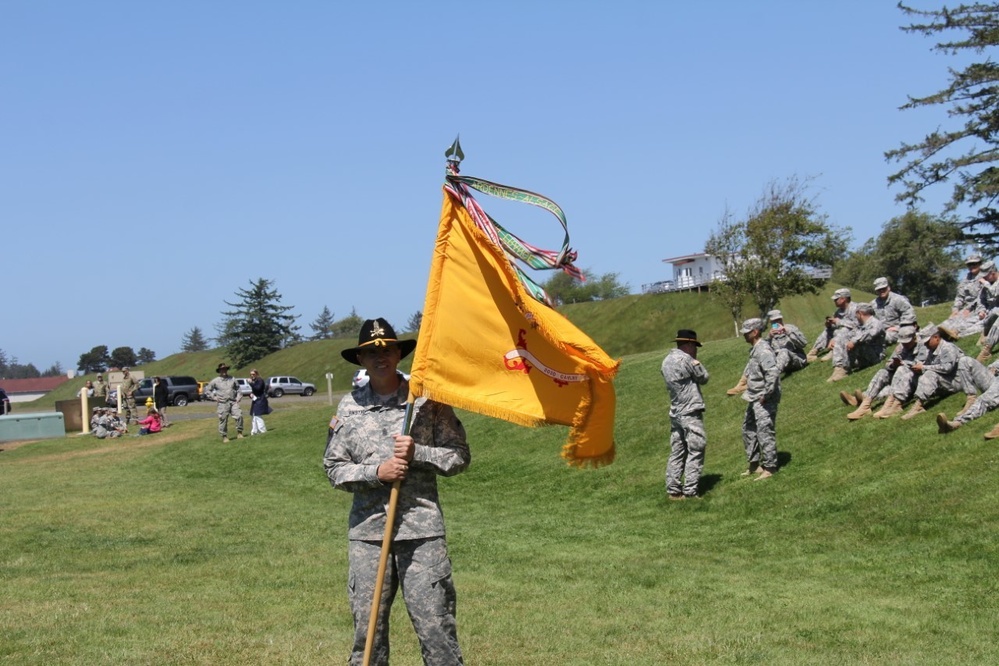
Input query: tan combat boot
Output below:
<box><xmin>726</xmin><ymin>375</ymin><xmax>748</xmax><ymax>396</ymax></box>
<box><xmin>985</xmin><ymin>423</ymin><xmax>999</xmax><ymax>440</ymax></box>
<box><xmin>840</xmin><ymin>390</ymin><xmax>859</xmax><ymax>407</ymax></box>
<box><xmin>854</xmin><ymin>389</ymin><xmax>865</xmax><ymax>405</ymax></box>
<box><xmin>900</xmin><ymin>400</ymin><xmax>926</xmax><ymax>421</ymax></box>
<box><xmin>956</xmin><ymin>394</ymin><xmax>977</xmax><ymax>418</ymax></box>
<box><xmin>806</xmin><ymin>348</ymin><xmax>819</xmax><ymax>363</ymax></box>
<box><xmin>874</xmin><ymin>395</ymin><xmax>903</xmax><ymax>419</ymax></box>
<box><xmin>820</xmin><ymin>352</ymin><xmax>833</xmax><ymax>362</ymax></box>
<box><xmin>936</xmin><ymin>413</ymin><xmax>962</xmax><ymax>434</ymax></box>
<box><xmin>826</xmin><ymin>366</ymin><xmax>848</xmax><ymax>383</ymax></box>
<box><xmin>977</xmin><ymin>347</ymin><xmax>992</xmax><ymax>364</ymax></box>
<box><xmin>847</xmin><ymin>396</ymin><xmax>873</xmax><ymax>420</ymax></box>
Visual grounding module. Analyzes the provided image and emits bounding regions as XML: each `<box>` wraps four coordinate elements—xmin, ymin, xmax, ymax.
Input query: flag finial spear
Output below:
<box><xmin>445</xmin><ymin>136</ymin><xmax>464</xmax><ymax>173</ymax></box>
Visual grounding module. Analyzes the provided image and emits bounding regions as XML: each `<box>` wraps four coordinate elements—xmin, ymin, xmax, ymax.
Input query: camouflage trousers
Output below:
<box><xmin>833</xmin><ymin>339</ymin><xmax>884</xmax><ymax>372</ymax></box>
<box><xmin>959</xmin><ymin>356</ymin><xmax>993</xmax><ymax>396</ymax></box>
<box><xmin>121</xmin><ymin>394</ymin><xmax>136</xmax><ymax>423</ymax></box>
<box><xmin>914</xmin><ymin>372</ymin><xmax>962</xmax><ymax>403</ymax></box>
<box><xmin>958</xmin><ymin>376</ymin><xmax>999</xmax><ymax>424</ymax></box>
<box><xmin>347</xmin><ymin>537</ymin><xmax>463</xmax><ymax>666</ymax></box>
<box><xmin>743</xmin><ymin>399</ymin><xmax>778</xmax><ymax>470</ymax></box>
<box><xmin>666</xmin><ymin>411</ymin><xmax>706</xmax><ymax>497</ymax></box>
<box><xmin>216</xmin><ymin>400</ymin><xmax>243</xmax><ymax>438</ymax></box>
<box><xmin>867</xmin><ymin>366</ymin><xmax>918</xmax><ymax>402</ymax></box>
<box><xmin>940</xmin><ymin>312</ymin><xmax>983</xmax><ymax>339</ymax></box>
<box><xmin>776</xmin><ymin>348</ymin><xmax>807</xmax><ymax>375</ymax></box>
<box><xmin>984</xmin><ymin>310</ymin><xmax>999</xmax><ymax>351</ymax></box>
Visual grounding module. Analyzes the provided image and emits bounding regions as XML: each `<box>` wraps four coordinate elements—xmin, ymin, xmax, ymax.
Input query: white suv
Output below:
<box><xmin>267</xmin><ymin>376</ymin><xmax>316</xmax><ymax>398</ymax></box>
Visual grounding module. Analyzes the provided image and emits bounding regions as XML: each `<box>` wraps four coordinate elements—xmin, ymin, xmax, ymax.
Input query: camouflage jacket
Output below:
<box><xmin>921</xmin><ymin>339</ymin><xmax>960</xmax><ymax>379</ymax></box>
<box><xmin>872</xmin><ymin>292</ymin><xmax>914</xmax><ymax>328</ymax></box>
<box><xmin>953</xmin><ymin>274</ymin><xmax>984</xmax><ymax>311</ymax></box>
<box><xmin>324</xmin><ymin>377</ymin><xmax>470</xmax><ymax>541</ymax></box>
<box><xmin>743</xmin><ymin>341</ymin><xmax>780</xmax><ymax>403</ymax></box>
<box><xmin>206</xmin><ymin>375</ymin><xmax>240</xmax><ymax>403</ymax></box>
<box><xmin>768</xmin><ymin>323</ymin><xmax>807</xmax><ymax>352</ymax></box>
<box><xmin>660</xmin><ymin>348</ymin><xmax>709</xmax><ymax>418</ymax></box>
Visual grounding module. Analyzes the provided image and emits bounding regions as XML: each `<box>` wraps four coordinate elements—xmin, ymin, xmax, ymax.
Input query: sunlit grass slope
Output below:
<box><xmin>3</xmin><ymin>292</ymin><xmax>997</xmax><ymax>664</ymax></box>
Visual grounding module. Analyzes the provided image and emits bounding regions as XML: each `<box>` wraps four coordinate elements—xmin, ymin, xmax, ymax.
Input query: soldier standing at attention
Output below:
<box><xmin>740</xmin><ymin>318</ymin><xmax>781</xmax><ymax>480</ymax></box>
<box><xmin>206</xmin><ymin>362</ymin><xmax>243</xmax><ymax>442</ymax></box>
<box><xmin>661</xmin><ymin>329</ymin><xmax>709</xmax><ymax>500</ymax></box>
<box><xmin>324</xmin><ymin>318</ymin><xmax>470</xmax><ymax>666</ymax></box>
<box><xmin>119</xmin><ymin>367</ymin><xmax>139</xmax><ymax>425</ymax></box>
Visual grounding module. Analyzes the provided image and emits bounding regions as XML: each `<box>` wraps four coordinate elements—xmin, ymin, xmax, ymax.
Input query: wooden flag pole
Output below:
<box><xmin>362</xmin><ymin>401</ymin><xmax>415</xmax><ymax>666</ymax></box>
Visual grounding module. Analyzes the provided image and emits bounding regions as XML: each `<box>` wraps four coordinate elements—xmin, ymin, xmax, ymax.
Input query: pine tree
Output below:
<box><xmin>309</xmin><ymin>306</ymin><xmax>336</xmax><ymax>340</ymax></box>
<box><xmin>219</xmin><ymin>278</ymin><xmax>300</xmax><ymax>368</ymax></box>
<box><xmin>181</xmin><ymin>326</ymin><xmax>209</xmax><ymax>353</ymax></box>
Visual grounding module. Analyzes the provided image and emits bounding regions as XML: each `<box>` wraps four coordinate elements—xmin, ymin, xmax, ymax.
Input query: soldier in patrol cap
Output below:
<box><xmin>727</xmin><ymin>309</ymin><xmax>807</xmax><ymax>395</ymax></box>
<box><xmin>977</xmin><ymin>260</ymin><xmax>999</xmax><ymax>362</ymax></box>
<box><xmin>871</xmin><ymin>277</ymin><xmax>915</xmax><ymax>345</ymax></box>
<box><xmin>324</xmin><ymin>317</ymin><xmax>469</xmax><ymax>665</ymax></box>
<box><xmin>738</xmin><ymin>318</ymin><xmax>780</xmax><ymax>480</ymax></box>
<box><xmin>943</xmin><ymin>254</ymin><xmax>986</xmax><ymax>338</ymax></box>
<box><xmin>827</xmin><ymin>302</ymin><xmax>886</xmax><ymax>383</ymax></box>
<box><xmin>807</xmin><ymin>288</ymin><xmax>858</xmax><ymax>363</ymax></box>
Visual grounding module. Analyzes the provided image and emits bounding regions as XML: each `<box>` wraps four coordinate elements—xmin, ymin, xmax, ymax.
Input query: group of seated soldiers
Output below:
<box><xmin>727</xmin><ymin>253</ymin><xmax>999</xmax><ymax>439</ymax></box>
<box><xmin>90</xmin><ymin>406</ymin><xmax>128</xmax><ymax>439</ymax></box>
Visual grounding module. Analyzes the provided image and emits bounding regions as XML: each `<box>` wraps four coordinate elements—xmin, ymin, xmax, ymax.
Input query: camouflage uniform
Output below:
<box><xmin>958</xmin><ymin>355</ymin><xmax>993</xmax><ymax>398</ymax></box>
<box><xmin>206</xmin><ymin>375</ymin><xmax>243</xmax><ymax>439</ymax></box>
<box><xmin>834</xmin><ymin>310</ymin><xmax>886</xmax><ymax>371</ymax></box>
<box><xmin>93</xmin><ymin>377</ymin><xmax>108</xmax><ymax>400</ymax></box>
<box><xmin>742</xmin><ymin>334</ymin><xmax>781</xmax><ymax>471</ymax></box>
<box><xmin>661</xmin><ymin>347</ymin><xmax>709</xmax><ymax>498</ymax></box>
<box><xmin>90</xmin><ymin>409</ymin><xmax>108</xmax><ymax>439</ymax></box>
<box><xmin>914</xmin><ymin>337</ymin><xmax>963</xmax><ymax>402</ymax></box>
<box><xmin>978</xmin><ymin>274</ymin><xmax>999</xmax><ymax>353</ymax></box>
<box><xmin>865</xmin><ymin>336</ymin><xmax>927</xmax><ymax>402</ymax></box>
<box><xmin>872</xmin><ymin>291</ymin><xmax>915</xmax><ymax>345</ymax></box>
<box><xmin>768</xmin><ymin>322</ymin><xmax>808</xmax><ymax>374</ymax></box>
<box><xmin>119</xmin><ymin>371</ymin><xmax>138</xmax><ymax>424</ymax></box>
<box><xmin>943</xmin><ymin>265</ymin><xmax>986</xmax><ymax>337</ymax></box>
<box><xmin>324</xmin><ymin>376</ymin><xmax>470</xmax><ymax>666</ymax></box>
<box><xmin>811</xmin><ymin>299</ymin><xmax>858</xmax><ymax>356</ymax></box>
<box><xmin>956</xmin><ymin>360</ymin><xmax>999</xmax><ymax>424</ymax></box>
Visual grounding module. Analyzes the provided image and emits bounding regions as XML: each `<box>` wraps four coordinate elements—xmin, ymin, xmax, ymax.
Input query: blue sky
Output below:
<box><xmin>2</xmin><ymin>1</ymin><xmax>967</xmax><ymax>373</ymax></box>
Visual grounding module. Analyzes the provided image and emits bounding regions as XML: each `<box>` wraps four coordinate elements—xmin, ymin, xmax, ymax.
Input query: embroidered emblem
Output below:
<box><xmin>370</xmin><ymin>322</ymin><xmax>385</xmax><ymax>338</ymax></box>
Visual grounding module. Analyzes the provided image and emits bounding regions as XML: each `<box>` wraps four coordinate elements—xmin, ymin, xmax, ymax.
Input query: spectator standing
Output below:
<box><xmin>323</xmin><ymin>317</ymin><xmax>470</xmax><ymax>666</ymax></box>
<box><xmin>206</xmin><ymin>362</ymin><xmax>243</xmax><ymax>443</ymax></box>
<box><xmin>0</xmin><ymin>386</ymin><xmax>10</xmax><ymax>415</ymax></box>
<box><xmin>739</xmin><ymin>318</ymin><xmax>781</xmax><ymax>480</ymax></box>
<box><xmin>77</xmin><ymin>381</ymin><xmax>95</xmax><ymax>398</ymax></box>
<box><xmin>153</xmin><ymin>376</ymin><xmax>169</xmax><ymax>427</ymax></box>
<box><xmin>661</xmin><ymin>329</ymin><xmax>709</xmax><ymax>500</ymax></box>
<box><xmin>248</xmin><ymin>369</ymin><xmax>271</xmax><ymax>435</ymax></box>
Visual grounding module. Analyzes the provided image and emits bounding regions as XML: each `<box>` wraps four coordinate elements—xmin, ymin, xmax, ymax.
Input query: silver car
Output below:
<box><xmin>267</xmin><ymin>376</ymin><xmax>316</xmax><ymax>398</ymax></box>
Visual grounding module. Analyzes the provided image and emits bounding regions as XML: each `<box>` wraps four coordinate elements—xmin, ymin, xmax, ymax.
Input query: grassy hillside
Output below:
<box><xmin>37</xmin><ymin>285</ymin><xmax>953</xmax><ymax>407</ymax></box>
<box><xmin>3</xmin><ymin>290</ymin><xmax>996</xmax><ymax>664</ymax></box>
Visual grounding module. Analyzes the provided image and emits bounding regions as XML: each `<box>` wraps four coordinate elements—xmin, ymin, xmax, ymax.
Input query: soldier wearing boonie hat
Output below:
<box><xmin>324</xmin><ymin>318</ymin><xmax>469</xmax><ymax>665</ymax></box>
<box><xmin>661</xmin><ymin>329</ymin><xmax>709</xmax><ymax>500</ymax></box>
<box><xmin>806</xmin><ymin>287</ymin><xmax>858</xmax><ymax>363</ymax></box>
<box><xmin>205</xmin><ymin>362</ymin><xmax>243</xmax><ymax>443</ymax></box>
<box><xmin>738</xmin><ymin>318</ymin><xmax>780</xmax><ymax>480</ymax></box>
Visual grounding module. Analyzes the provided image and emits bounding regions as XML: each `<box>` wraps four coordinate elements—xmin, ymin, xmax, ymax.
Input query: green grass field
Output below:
<box><xmin>4</xmin><ymin>292</ymin><xmax>999</xmax><ymax>664</ymax></box>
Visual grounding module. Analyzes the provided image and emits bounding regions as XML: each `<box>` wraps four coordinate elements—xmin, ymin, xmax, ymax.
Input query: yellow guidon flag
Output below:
<box><xmin>409</xmin><ymin>181</ymin><xmax>620</xmax><ymax>467</ymax></box>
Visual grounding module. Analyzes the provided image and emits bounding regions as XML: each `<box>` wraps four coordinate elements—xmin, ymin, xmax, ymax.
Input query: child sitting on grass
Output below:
<box><xmin>135</xmin><ymin>407</ymin><xmax>163</xmax><ymax>436</ymax></box>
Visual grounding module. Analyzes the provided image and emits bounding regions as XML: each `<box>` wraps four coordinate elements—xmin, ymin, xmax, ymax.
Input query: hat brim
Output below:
<box><xmin>341</xmin><ymin>339</ymin><xmax>417</xmax><ymax>365</ymax></box>
<box><xmin>674</xmin><ymin>337</ymin><xmax>702</xmax><ymax>347</ymax></box>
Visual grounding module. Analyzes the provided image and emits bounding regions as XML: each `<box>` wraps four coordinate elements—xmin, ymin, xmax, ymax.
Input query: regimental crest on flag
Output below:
<box><xmin>408</xmin><ymin>163</ymin><xmax>619</xmax><ymax>467</ymax></box>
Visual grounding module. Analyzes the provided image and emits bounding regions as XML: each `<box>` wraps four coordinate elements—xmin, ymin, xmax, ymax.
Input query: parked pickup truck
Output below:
<box><xmin>132</xmin><ymin>375</ymin><xmax>201</xmax><ymax>407</ymax></box>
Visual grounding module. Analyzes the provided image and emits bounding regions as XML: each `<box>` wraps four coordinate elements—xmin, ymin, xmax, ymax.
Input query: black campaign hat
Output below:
<box><xmin>674</xmin><ymin>329</ymin><xmax>702</xmax><ymax>347</ymax></box>
<box><xmin>340</xmin><ymin>318</ymin><xmax>417</xmax><ymax>365</ymax></box>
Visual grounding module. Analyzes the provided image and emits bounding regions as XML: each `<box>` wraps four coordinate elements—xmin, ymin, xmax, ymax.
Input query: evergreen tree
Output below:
<box><xmin>406</xmin><ymin>310</ymin><xmax>423</xmax><ymax>333</ymax></box>
<box><xmin>888</xmin><ymin>3</ymin><xmax>999</xmax><ymax>250</ymax></box>
<box><xmin>42</xmin><ymin>361</ymin><xmax>64</xmax><ymax>377</ymax></box>
<box><xmin>331</xmin><ymin>307</ymin><xmax>364</xmax><ymax>338</ymax></box>
<box><xmin>77</xmin><ymin>345</ymin><xmax>111</xmax><ymax>373</ymax></box>
<box><xmin>110</xmin><ymin>346</ymin><xmax>138</xmax><ymax>369</ymax></box>
<box><xmin>309</xmin><ymin>306</ymin><xmax>336</xmax><ymax>340</ymax></box>
<box><xmin>219</xmin><ymin>278</ymin><xmax>300</xmax><ymax>368</ymax></box>
<box><xmin>181</xmin><ymin>326</ymin><xmax>209</xmax><ymax>353</ymax></box>
<box><xmin>136</xmin><ymin>348</ymin><xmax>156</xmax><ymax>365</ymax></box>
